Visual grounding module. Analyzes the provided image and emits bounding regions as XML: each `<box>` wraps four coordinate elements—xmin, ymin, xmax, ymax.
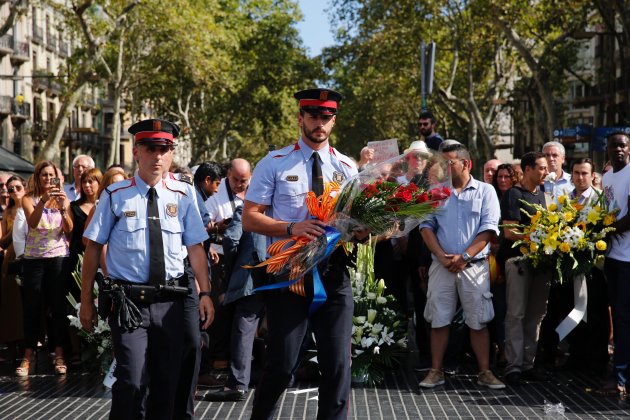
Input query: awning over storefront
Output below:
<box><xmin>0</xmin><ymin>146</ymin><xmax>35</xmax><ymax>178</ymax></box>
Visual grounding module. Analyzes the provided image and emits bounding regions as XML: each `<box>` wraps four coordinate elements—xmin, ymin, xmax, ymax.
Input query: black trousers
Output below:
<box><xmin>22</xmin><ymin>256</ymin><xmax>67</xmax><ymax>350</ymax></box>
<box><xmin>251</xmin><ymin>275</ymin><xmax>353</xmax><ymax>420</ymax></box>
<box><xmin>172</xmin><ymin>260</ymin><xmax>201</xmax><ymax>420</ymax></box>
<box><xmin>109</xmin><ymin>298</ymin><xmax>184</xmax><ymax>420</ymax></box>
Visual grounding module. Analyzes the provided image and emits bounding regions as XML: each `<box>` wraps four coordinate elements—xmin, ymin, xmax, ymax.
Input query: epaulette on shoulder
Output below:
<box><xmin>169</xmin><ymin>172</ymin><xmax>193</xmax><ymax>185</ymax></box>
<box><xmin>164</xmin><ymin>178</ymin><xmax>188</xmax><ymax>197</ymax></box>
<box><xmin>272</xmin><ymin>143</ymin><xmax>300</xmax><ymax>159</ymax></box>
<box><xmin>329</xmin><ymin>147</ymin><xmax>355</xmax><ymax>169</ymax></box>
<box><xmin>106</xmin><ymin>178</ymin><xmax>135</xmax><ymax>195</ymax></box>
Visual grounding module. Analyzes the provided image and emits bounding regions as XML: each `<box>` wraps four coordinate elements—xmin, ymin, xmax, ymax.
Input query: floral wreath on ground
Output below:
<box><xmin>349</xmin><ymin>239</ymin><xmax>407</xmax><ymax>386</ymax></box>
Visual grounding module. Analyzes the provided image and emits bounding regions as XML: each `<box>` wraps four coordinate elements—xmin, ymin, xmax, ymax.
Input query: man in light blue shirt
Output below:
<box><xmin>80</xmin><ymin>119</ymin><xmax>214</xmax><ymax>420</ymax></box>
<box><xmin>419</xmin><ymin>141</ymin><xmax>504</xmax><ymax>390</ymax></box>
<box><xmin>243</xmin><ymin>88</ymin><xmax>360</xmax><ymax>420</ymax></box>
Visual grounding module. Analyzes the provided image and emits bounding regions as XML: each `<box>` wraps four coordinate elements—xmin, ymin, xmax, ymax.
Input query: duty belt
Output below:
<box><xmin>96</xmin><ymin>274</ymin><xmax>190</xmax><ymax>331</ymax></box>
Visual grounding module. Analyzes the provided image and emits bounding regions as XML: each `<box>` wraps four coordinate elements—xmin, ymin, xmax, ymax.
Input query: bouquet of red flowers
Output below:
<box><xmin>334</xmin><ymin>177</ymin><xmax>451</xmax><ymax>240</ymax></box>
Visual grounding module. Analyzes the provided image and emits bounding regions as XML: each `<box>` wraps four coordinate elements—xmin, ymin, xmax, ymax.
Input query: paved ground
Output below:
<box><xmin>0</xmin><ymin>355</ymin><xmax>629</xmax><ymax>419</ymax></box>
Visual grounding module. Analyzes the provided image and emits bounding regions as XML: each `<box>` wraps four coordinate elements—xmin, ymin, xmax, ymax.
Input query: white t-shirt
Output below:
<box><xmin>602</xmin><ymin>163</ymin><xmax>630</xmax><ymax>262</ymax></box>
<box><xmin>204</xmin><ymin>178</ymin><xmax>244</xmax><ymax>223</ymax></box>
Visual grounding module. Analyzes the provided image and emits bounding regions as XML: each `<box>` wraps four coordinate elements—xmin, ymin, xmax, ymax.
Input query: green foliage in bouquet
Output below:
<box><xmin>67</xmin><ymin>254</ymin><xmax>113</xmax><ymax>373</ymax></box>
<box><xmin>349</xmin><ymin>240</ymin><xmax>407</xmax><ymax>386</ymax></box>
<box><xmin>334</xmin><ymin>178</ymin><xmax>450</xmax><ymax>236</ymax></box>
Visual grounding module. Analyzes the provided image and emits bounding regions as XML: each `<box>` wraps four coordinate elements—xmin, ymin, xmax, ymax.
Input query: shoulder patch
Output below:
<box><xmin>175</xmin><ymin>173</ymin><xmax>193</xmax><ymax>185</ymax></box>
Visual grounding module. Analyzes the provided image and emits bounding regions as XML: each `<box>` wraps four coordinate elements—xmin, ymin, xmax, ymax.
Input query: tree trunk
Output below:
<box><xmin>107</xmin><ymin>30</ymin><xmax>126</xmax><ymax>167</ymax></box>
<box><xmin>38</xmin><ymin>80</ymin><xmax>87</xmax><ymax>162</ymax></box>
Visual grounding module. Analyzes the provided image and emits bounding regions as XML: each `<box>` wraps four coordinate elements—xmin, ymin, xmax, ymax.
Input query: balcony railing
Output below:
<box><xmin>32</xmin><ymin>69</ymin><xmax>50</xmax><ymax>92</ymax></box>
<box><xmin>10</xmin><ymin>40</ymin><xmax>30</xmax><ymax>63</ymax></box>
<box><xmin>46</xmin><ymin>29</ymin><xmax>57</xmax><ymax>51</ymax></box>
<box><xmin>0</xmin><ymin>34</ymin><xmax>13</xmax><ymax>54</ymax></box>
<box><xmin>50</xmin><ymin>79</ymin><xmax>63</xmax><ymax>96</ymax></box>
<box><xmin>11</xmin><ymin>99</ymin><xmax>31</xmax><ymax>119</ymax></box>
<box><xmin>0</xmin><ymin>96</ymin><xmax>12</xmax><ymax>115</ymax></box>
<box><xmin>58</xmin><ymin>41</ymin><xmax>69</xmax><ymax>57</ymax></box>
<box><xmin>32</xmin><ymin>24</ymin><xmax>44</xmax><ymax>44</ymax></box>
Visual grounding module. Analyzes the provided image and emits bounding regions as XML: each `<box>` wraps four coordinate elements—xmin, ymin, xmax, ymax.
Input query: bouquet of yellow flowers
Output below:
<box><xmin>508</xmin><ymin>191</ymin><xmax>618</xmax><ymax>283</ymax></box>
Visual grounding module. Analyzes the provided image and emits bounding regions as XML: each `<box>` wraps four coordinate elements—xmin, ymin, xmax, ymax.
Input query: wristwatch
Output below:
<box><xmin>462</xmin><ymin>252</ymin><xmax>473</xmax><ymax>263</ymax></box>
<box><xmin>199</xmin><ymin>291</ymin><xmax>212</xmax><ymax>299</ymax></box>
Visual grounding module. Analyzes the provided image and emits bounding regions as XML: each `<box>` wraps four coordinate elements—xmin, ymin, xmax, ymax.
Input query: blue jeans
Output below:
<box><xmin>604</xmin><ymin>257</ymin><xmax>630</xmax><ymax>387</ymax></box>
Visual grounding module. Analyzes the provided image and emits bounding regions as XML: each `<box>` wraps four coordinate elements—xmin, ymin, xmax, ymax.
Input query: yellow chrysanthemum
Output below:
<box><xmin>559</xmin><ymin>195</ymin><xmax>569</xmax><ymax>205</ymax></box>
<box><xmin>596</xmin><ymin>240</ymin><xmax>607</xmax><ymax>251</ymax></box>
<box><xmin>548</xmin><ymin>203</ymin><xmax>558</xmax><ymax>211</ymax></box>
<box><xmin>548</xmin><ymin>213</ymin><xmax>559</xmax><ymax>224</ymax></box>
<box><xmin>564</xmin><ymin>212</ymin><xmax>574</xmax><ymax>222</ymax></box>
<box><xmin>530</xmin><ymin>243</ymin><xmax>538</xmax><ymax>252</ymax></box>
<box><xmin>559</xmin><ymin>242</ymin><xmax>571</xmax><ymax>253</ymax></box>
<box><xmin>604</xmin><ymin>214</ymin><xmax>616</xmax><ymax>226</ymax></box>
<box><xmin>520</xmin><ymin>246</ymin><xmax>529</xmax><ymax>255</ymax></box>
<box><xmin>578</xmin><ymin>238</ymin><xmax>587</xmax><ymax>249</ymax></box>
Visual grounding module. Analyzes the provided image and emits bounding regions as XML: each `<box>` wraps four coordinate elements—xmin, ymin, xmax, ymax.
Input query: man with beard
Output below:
<box><xmin>601</xmin><ymin>132</ymin><xmax>630</xmax><ymax>395</ymax></box>
<box><xmin>500</xmin><ymin>152</ymin><xmax>552</xmax><ymax>386</ymax></box>
<box><xmin>418</xmin><ymin>111</ymin><xmax>444</xmax><ymax>152</ymax></box>
<box><xmin>243</xmin><ymin>88</ymin><xmax>363</xmax><ymax>420</ymax></box>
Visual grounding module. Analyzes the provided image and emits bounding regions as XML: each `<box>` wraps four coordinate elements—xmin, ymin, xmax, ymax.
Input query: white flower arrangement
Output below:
<box><xmin>349</xmin><ymin>239</ymin><xmax>407</xmax><ymax>386</ymax></box>
<box><xmin>67</xmin><ymin>254</ymin><xmax>113</xmax><ymax>373</ymax></box>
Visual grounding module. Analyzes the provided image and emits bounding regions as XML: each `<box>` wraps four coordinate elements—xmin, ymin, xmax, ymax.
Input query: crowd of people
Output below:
<box><xmin>0</xmin><ymin>91</ymin><xmax>629</xmax><ymax>419</ymax></box>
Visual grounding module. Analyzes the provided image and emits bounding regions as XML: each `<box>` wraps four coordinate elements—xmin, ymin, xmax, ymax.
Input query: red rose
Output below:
<box><xmin>429</xmin><ymin>186</ymin><xmax>451</xmax><ymax>201</ymax></box>
<box><xmin>406</xmin><ymin>183</ymin><xmax>419</xmax><ymax>193</ymax></box>
<box><xmin>416</xmin><ymin>192</ymin><xmax>429</xmax><ymax>203</ymax></box>
<box><xmin>396</xmin><ymin>189</ymin><xmax>412</xmax><ymax>203</ymax></box>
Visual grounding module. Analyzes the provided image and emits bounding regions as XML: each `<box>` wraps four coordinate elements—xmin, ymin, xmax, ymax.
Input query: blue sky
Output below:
<box><xmin>296</xmin><ymin>1</ymin><xmax>335</xmax><ymax>57</ymax></box>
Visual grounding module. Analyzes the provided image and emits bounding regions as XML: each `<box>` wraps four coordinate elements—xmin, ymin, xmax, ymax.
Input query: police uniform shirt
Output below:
<box><xmin>246</xmin><ymin>137</ymin><xmax>357</xmax><ymax>230</ymax></box>
<box><xmin>84</xmin><ymin>174</ymin><xmax>208</xmax><ymax>284</ymax></box>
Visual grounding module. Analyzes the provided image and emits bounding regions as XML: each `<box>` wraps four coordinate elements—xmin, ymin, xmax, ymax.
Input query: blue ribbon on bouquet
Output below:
<box><xmin>253</xmin><ymin>226</ymin><xmax>341</xmax><ymax>316</ymax></box>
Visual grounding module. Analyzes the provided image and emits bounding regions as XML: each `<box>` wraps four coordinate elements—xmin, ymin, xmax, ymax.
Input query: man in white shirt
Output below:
<box><xmin>542</xmin><ymin>141</ymin><xmax>572</xmax><ymax>197</ymax></box>
<box><xmin>601</xmin><ymin>132</ymin><xmax>630</xmax><ymax>395</ymax></box>
<box><xmin>205</xmin><ymin>158</ymin><xmax>251</xmax><ymax>234</ymax></box>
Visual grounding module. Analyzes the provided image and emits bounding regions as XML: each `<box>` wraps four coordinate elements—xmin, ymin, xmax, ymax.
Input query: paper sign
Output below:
<box><xmin>367</xmin><ymin>139</ymin><xmax>399</xmax><ymax>164</ymax></box>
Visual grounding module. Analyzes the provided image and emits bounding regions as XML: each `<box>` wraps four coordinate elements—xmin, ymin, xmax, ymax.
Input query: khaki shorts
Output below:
<box><xmin>423</xmin><ymin>259</ymin><xmax>494</xmax><ymax>330</ymax></box>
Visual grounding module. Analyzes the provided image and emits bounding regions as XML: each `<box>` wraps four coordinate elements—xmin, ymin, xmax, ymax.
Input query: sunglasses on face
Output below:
<box><xmin>8</xmin><ymin>185</ymin><xmax>23</xmax><ymax>193</ymax></box>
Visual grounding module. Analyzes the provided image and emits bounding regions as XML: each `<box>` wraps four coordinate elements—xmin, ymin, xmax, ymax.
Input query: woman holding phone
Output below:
<box><xmin>17</xmin><ymin>161</ymin><xmax>73</xmax><ymax>377</ymax></box>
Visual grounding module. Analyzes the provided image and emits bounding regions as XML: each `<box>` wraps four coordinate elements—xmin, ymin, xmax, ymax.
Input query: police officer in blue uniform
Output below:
<box><xmin>243</xmin><ymin>88</ymin><xmax>362</xmax><ymax>420</ymax></box>
<box><xmin>80</xmin><ymin>119</ymin><xmax>214</xmax><ymax>420</ymax></box>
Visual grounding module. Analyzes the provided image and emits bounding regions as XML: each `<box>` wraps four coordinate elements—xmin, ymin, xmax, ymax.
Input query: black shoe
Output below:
<box><xmin>197</xmin><ymin>372</ymin><xmax>228</xmax><ymax>388</ymax></box>
<box><xmin>504</xmin><ymin>372</ymin><xmax>525</xmax><ymax>386</ymax></box>
<box><xmin>204</xmin><ymin>388</ymin><xmax>247</xmax><ymax>402</ymax></box>
<box><xmin>521</xmin><ymin>367</ymin><xmax>552</xmax><ymax>382</ymax></box>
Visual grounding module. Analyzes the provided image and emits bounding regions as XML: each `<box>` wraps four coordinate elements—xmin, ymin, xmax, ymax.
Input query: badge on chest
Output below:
<box><xmin>166</xmin><ymin>203</ymin><xmax>178</xmax><ymax>217</ymax></box>
<box><xmin>333</xmin><ymin>171</ymin><xmax>345</xmax><ymax>183</ymax></box>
